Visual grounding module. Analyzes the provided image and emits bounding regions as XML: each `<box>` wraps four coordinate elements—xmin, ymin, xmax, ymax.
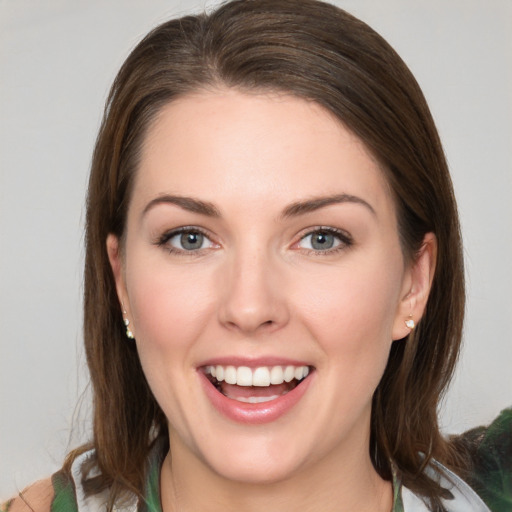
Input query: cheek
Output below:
<box><xmin>123</xmin><ymin>257</ymin><xmax>219</xmax><ymax>424</ymax></box>
<box><xmin>294</xmin><ymin>253</ymin><xmax>403</xmax><ymax>363</ymax></box>
<box><xmin>125</xmin><ymin>256</ymin><xmax>217</xmax><ymax>352</ymax></box>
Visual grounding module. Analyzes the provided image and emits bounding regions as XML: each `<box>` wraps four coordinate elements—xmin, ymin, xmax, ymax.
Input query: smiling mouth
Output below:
<box><xmin>203</xmin><ymin>364</ymin><xmax>312</xmax><ymax>403</ymax></box>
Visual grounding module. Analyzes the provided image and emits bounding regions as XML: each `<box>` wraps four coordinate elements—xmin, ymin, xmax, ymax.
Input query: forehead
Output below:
<box><xmin>132</xmin><ymin>89</ymin><xmax>395</xmax><ymax>218</ymax></box>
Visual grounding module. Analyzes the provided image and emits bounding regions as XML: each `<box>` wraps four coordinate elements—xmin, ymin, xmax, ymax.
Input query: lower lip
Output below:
<box><xmin>199</xmin><ymin>371</ymin><xmax>313</xmax><ymax>424</ymax></box>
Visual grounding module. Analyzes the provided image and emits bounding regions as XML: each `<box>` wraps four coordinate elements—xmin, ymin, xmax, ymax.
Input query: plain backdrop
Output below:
<box><xmin>1</xmin><ymin>0</ymin><xmax>511</xmax><ymax>499</ymax></box>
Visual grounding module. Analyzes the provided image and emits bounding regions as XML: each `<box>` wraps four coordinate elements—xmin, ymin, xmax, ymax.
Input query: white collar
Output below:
<box><xmin>401</xmin><ymin>459</ymin><xmax>490</xmax><ymax>511</ymax></box>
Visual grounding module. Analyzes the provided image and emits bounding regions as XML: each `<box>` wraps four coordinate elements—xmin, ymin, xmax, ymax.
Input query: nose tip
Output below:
<box><xmin>222</xmin><ymin>308</ymin><xmax>281</xmax><ymax>335</ymax></box>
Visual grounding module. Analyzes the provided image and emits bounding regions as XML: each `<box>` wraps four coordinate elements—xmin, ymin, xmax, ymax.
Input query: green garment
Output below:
<box><xmin>457</xmin><ymin>408</ymin><xmax>512</xmax><ymax>512</ymax></box>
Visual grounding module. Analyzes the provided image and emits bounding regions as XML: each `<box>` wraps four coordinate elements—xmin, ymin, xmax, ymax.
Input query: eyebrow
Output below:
<box><xmin>142</xmin><ymin>192</ymin><xmax>375</xmax><ymax>219</ymax></box>
<box><xmin>142</xmin><ymin>195</ymin><xmax>221</xmax><ymax>217</ymax></box>
<box><xmin>282</xmin><ymin>193</ymin><xmax>376</xmax><ymax>218</ymax></box>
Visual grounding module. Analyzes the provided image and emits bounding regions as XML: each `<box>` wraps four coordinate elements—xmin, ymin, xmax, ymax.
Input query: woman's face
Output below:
<box><xmin>108</xmin><ymin>90</ymin><xmax>432</xmax><ymax>483</ymax></box>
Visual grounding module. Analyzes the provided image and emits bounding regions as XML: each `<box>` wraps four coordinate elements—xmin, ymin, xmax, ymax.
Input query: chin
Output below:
<box><xmin>182</xmin><ymin>423</ymin><xmax>322</xmax><ymax>486</ymax></box>
<box><xmin>206</xmin><ymin>450</ymin><xmax>307</xmax><ymax>485</ymax></box>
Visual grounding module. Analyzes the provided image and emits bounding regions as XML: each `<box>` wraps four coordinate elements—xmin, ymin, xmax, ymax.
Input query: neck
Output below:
<box><xmin>159</xmin><ymin>433</ymin><xmax>392</xmax><ymax>512</ymax></box>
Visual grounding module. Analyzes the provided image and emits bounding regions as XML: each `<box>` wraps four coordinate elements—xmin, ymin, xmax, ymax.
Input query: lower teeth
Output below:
<box><xmin>234</xmin><ymin>395</ymin><xmax>280</xmax><ymax>404</ymax></box>
<box><xmin>208</xmin><ymin>374</ymin><xmax>308</xmax><ymax>403</ymax></box>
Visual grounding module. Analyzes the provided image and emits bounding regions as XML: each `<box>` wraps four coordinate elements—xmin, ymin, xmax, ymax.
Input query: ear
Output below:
<box><xmin>106</xmin><ymin>234</ymin><xmax>131</xmax><ymax>319</ymax></box>
<box><xmin>392</xmin><ymin>233</ymin><xmax>437</xmax><ymax>340</ymax></box>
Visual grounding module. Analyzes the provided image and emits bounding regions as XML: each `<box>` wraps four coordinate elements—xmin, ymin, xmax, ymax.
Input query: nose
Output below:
<box><xmin>217</xmin><ymin>246</ymin><xmax>289</xmax><ymax>335</ymax></box>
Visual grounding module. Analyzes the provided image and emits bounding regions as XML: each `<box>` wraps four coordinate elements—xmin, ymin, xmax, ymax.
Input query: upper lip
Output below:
<box><xmin>197</xmin><ymin>356</ymin><xmax>313</xmax><ymax>369</ymax></box>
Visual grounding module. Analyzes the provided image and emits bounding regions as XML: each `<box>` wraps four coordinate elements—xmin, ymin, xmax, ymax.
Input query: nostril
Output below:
<box><xmin>223</xmin><ymin>316</ymin><xmax>278</xmax><ymax>334</ymax></box>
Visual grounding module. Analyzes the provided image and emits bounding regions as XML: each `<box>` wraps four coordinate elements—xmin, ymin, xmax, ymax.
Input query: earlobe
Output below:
<box><xmin>392</xmin><ymin>233</ymin><xmax>437</xmax><ymax>340</ymax></box>
<box><xmin>107</xmin><ymin>234</ymin><xmax>136</xmax><ymax>339</ymax></box>
<box><xmin>106</xmin><ymin>234</ymin><xmax>128</xmax><ymax>311</ymax></box>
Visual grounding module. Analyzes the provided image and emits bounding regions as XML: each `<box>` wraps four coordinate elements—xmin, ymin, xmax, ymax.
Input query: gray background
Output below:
<box><xmin>1</xmin><ymin>0</ymin><xmax>511</xmax><ymax>499</ymax></box>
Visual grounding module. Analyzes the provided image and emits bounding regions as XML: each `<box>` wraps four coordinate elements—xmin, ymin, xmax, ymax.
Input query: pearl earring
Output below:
<box><xmin>405</xmin><ymin>315</ymin><xmax>415</xmax><ymax>330</ymax></box>
<box><xmin>122</xmin><ymin>305</ymin><xmax>134</xmax><ymax>339</ymax></box>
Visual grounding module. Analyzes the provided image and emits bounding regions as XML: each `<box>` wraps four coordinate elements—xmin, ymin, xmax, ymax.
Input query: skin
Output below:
<box><xmin>108</xmin><ymin>89</ymin><xmax>436</xmax><ymax>512</ymax></box>
<box><xmin>2</xmin><ymin>478</ymin><xmax>54</xmax><ymax>511</ymax></box>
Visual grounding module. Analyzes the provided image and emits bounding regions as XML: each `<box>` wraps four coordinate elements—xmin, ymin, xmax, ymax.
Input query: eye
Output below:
<box><xmin>157</xmin><ymin>228</ymin><xmax>216</xmax><ymax>254</ymax></box>
<box><xmin>296</xmin><ymin>228</ymin><xmax>352</xmax><ymax>253</ymax></box>
<box><xmin>172</xmin><ymin>231</ymin><xmax>208</xmax><ymax>251</ymax></box>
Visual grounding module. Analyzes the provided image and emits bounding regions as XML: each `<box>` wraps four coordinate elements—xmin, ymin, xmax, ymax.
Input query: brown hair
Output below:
<box><xmin>78</xmin><ymin>0</ymin><xmax>465</xmax><ymax>509</ymax></box>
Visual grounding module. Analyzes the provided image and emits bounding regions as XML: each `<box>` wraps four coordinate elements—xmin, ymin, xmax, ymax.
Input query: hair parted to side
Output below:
<box><xmin>78</xmin><ymin>0</ymin><xmax>465</xmax><ymax>509</ymax></box>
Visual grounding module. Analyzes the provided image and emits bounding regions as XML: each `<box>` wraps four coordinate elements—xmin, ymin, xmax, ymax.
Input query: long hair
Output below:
<box><xmin>77</xmin><ymin>0</ymin><xmax>465</xmax><ymax>508</ymax></box>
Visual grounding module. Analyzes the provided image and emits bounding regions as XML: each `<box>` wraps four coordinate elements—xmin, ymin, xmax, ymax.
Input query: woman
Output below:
<box><xmin>3</xmin><ymin>1</ymin><xmax>510</xmax><ymax>511</ymax></box>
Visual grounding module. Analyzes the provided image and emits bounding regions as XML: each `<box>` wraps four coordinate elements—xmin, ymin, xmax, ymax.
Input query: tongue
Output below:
<box><xmin>221</xmin><ymin>382</ymin><xmax>291</xmax><ymax>399</ymax></box>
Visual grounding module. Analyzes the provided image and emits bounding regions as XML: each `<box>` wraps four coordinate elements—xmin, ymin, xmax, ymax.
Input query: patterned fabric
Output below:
<box><xmin>2</xmin><ymin>409</ymin><xmax>510</xmax><ymax>511</ymax></box>
<box><xmin>458</xmin><ymin>408</ymin><xmax>512</xmax><ymax>512</ymax></box>
<box><xmin>51</xmin><ymin>470</ymin><xmax>79</xmax><ymax>512</ymax></box>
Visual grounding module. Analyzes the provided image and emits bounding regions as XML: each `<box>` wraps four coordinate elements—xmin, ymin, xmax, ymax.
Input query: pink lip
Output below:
<box><xmin>198</xmin><ymin>369</ymin><xmax>313</xmax><ymax>424</ymax></box>
<box><xmin>198</xmin><ymin>356</ymin><xmax>311</xmax><ymax>368</ymax></box>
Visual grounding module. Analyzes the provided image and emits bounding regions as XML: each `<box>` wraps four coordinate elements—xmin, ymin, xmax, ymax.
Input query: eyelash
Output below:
<box><xmin>154</xmin><ymin>226</ymin><xmax>216</xmax><ymax>256</ymax></box>
<box><xmin>295</xmin><ymin>227</ymin><xmax>353</xmax><ymax>255</ymax></box>
<box><xmin>154</xmin><ymin>226</ymin><xmax>353</xmax><ymax>256</ymax></box>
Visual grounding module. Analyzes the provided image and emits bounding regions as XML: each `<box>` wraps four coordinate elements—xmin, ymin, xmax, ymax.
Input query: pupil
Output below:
<box><xmin>311</xmin><ymin>232</ymin><xmax>334</xmax><ymax>250</ymax></box>
<box><xmin>181</xmin><ymin>232</ymin><xmax>203</xmax><ymax>250</ymax></box>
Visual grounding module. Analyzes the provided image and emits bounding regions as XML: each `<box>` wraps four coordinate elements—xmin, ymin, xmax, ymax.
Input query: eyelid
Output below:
<box><xmin>154</xmin><ymin>226</ymin><xmax>220</xmax><ymax>254</ymax></box>
<box><xmin>292</xmin><ymin>226</ymin><xmax>353</xmax><ymax>253</ymax></box>
<box><xmin>153</xmin><ymin>225</ymin><xmax>352</xmax><ymax>255</ymax></box>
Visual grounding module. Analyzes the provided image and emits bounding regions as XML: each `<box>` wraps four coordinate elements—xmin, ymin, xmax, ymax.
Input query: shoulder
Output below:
<box><xmin>457</xmin><ymin>407</ymin><xmax>512</xmax><ymax>512</ymax></box>
<box><xmin>1</xmin><ymin>465</ymin><xmax>79</xmax><ymax>512</ymax></box>
<box><xmin>1</xmin><ymin>478</ymin><xmax>54</xmax><ymax>512</ymax></box>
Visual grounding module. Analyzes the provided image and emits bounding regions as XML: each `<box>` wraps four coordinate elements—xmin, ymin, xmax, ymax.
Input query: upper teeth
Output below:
<box><xmin>205</xmin><ymin>365</ymin><xmax>309</xmax><ymax>387</ymax></box>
